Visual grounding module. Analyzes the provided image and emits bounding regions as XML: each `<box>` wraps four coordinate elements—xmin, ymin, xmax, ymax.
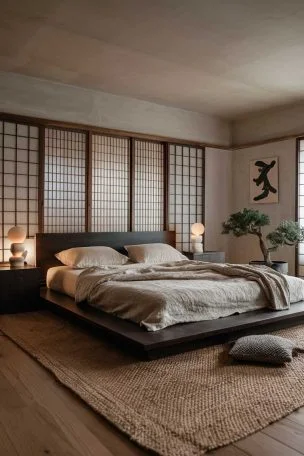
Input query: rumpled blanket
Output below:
<box><xmin>74</xmin><ymin>261</ymin><xmax>301</xmax><ymax>331</ymax></box>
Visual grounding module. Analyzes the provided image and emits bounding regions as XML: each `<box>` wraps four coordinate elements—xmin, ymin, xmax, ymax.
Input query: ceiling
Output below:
<box><xmin>1</xmin><ymin>0</ymin><xmax>304</xmax><ymax>119</ymax></box>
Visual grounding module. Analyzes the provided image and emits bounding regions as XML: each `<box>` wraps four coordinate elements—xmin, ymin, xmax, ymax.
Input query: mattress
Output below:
<box><xmin>47</xmin><ymin>266</ymin><xmax>83</xmax><ymax>298</ymax></box>
<box><xmin>46</xmin><ymin>263</ymin><xmax>143</xmax><ymax>297</ymax></box>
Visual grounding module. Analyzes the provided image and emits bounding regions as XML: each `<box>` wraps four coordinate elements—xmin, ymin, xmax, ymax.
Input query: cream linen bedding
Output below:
<box><xmin>46</xmin><ymin>263</ymin><xmax>144</xmax><ymax>297</ymax></box>
<box><xmin>47</xmin><ymin>266</ymin><xmax>83</xmax><ymax>298</ymax></box>
<box><xmin>75</xmin><ymin>261</ymin><xmax>304</xmax><ymax>331</ymax></box>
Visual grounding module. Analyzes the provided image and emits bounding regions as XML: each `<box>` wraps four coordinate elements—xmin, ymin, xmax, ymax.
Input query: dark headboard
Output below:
<box><xmin>36</xmin><ymin>231</ymin><xmax>176</xmax><ymax>281</ymax></box>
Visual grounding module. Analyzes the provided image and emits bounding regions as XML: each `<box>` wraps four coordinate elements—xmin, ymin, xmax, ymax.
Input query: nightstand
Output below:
<box><xmin>0</xmin><ymin>265</ymin><xmax>41</xmax><ymax>314</ymax></box>
<box><xmin>182</xmin><ymin>251</ymin><xmax>226</xmax><ymax>263</ymax></box>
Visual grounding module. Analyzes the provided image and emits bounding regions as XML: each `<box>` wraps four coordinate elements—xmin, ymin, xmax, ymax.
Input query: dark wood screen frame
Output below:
<box><xmin>133</xmin><ymin>138</ymin><xmax>166</xmax><ymax>232</ymax></box>
<box><xmin>296</xmin><ymin>137</ymin><xmax>303</xmax><ymax>277</ymax></box>
<box><xmin>0</xmin><ymin>119</ymin><xmax>40</xmax><ymax>261</ymax></box>
<box><xmin>0</xmin><ymin>112</ymin><xmax>206</xmax><ymax>239</ymax></box>
<box><xmin>91</xmin><ymin>133</ymin><xmax>130</xmax><ymax>232</ymax></box>
<box><xmin>168</xmin><ymin>143</ymin><xmax>205</xmax><ymax>251</ymax></box>
<box><xmin>43</xmin><ymin>126</ymin><xmax>87</xmax><ymax>233</ymax></box>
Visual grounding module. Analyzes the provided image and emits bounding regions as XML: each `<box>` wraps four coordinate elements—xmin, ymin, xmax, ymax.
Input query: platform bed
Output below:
<box><xmin>37</xmin><ymin>232</ymin><xmax>304</xmax><ymax>360</ymax></box>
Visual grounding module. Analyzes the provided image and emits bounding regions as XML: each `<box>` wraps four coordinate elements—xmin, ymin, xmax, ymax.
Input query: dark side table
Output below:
<box><xmin>0</xmin><ymin>265</ymin><xmax>41</xmax><ymax>314</ymax></box>
<box><xmin>182</xmin><ymin>251</ymin><xmax>225</xmax><ymax>263</ymax></box>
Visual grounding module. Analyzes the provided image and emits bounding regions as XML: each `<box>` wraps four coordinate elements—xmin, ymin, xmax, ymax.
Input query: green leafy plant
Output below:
<box><xmin>222</xmin><ymin>208</ymin><xmax>304</xmax><ymax>266</ymax></box>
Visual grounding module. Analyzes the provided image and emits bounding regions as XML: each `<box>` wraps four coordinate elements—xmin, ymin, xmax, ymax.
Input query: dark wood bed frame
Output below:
<box><xmin>37</xmin><ymin>231</ymin><xmax>304</xmax><ymax>360</ymax></box>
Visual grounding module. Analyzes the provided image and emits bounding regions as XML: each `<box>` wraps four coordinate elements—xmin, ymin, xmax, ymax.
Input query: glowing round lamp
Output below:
<box><xmin>7</xmin><ymin>226</ymin><xmax>27</xmax><ymax>268</ymax></box>
<box><xmin>191</xmin><ymin>223</ymin><xmax>205</xmax><ymax>253</ymax></box>
<box><xmin>7</xmin><ymin>226</ymin><xmax>26</xmax><ymax>243</ymax></box>
<box><xmin>191</xmin><ymin>223</ymin><xmax>205</xmax><ymax>236</ymax></box>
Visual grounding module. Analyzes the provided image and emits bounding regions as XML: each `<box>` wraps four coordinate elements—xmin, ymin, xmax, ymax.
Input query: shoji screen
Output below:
<box><xmin>0</xmin><ymin>121</ymin><xmax>39</xmax><ymax>261</ymax></box>
<box><xmin>298</xmin><ymin>139</ymin><xmax>304</xmax><ymax>277</ymax></box>
<box><xmin>134</xmin><ymin>140</ymin><xmax>165</xmax><ymax>231</ymax></box>
<box><xmin>168</xmin><ymin>144</ymin><xmax>204</xmax><ymax>251</ymax></box>
<box><xmin>92</xmin><ymin>134</ymin><xmax>129</xmax><ymax>232</ymax></box>
<box><xmin>1</xmin><ymin>113</ymin><xmax>206</xmax><ymax>256</ymax></box>
<box><xmin>44</xmin><ymin>128</ymin><xmax>86</xmax><ymax>233</ymax></box>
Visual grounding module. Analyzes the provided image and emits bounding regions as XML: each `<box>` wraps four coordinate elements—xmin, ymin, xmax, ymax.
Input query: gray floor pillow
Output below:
<box><xmin>229</xmin><ymin>334</ymin><xmax>302</xmax><ymax>365</ymax></box>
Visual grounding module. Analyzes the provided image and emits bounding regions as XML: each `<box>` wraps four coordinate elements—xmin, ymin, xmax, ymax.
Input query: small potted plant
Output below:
<box><xmin>222</xmin><ymin>208</ymin><xmax>304</xmax><ymax>274</ymax></box>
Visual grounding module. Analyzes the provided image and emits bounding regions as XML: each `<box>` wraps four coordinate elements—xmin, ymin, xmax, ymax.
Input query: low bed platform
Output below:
<box><xmin>40</xmin><ymin>287</ymin><xmax>304</xmax><ymax>359</ymax></box>
<box><xmin>37</xmin><ymin>232</ymin><xmax>304</xmax><ymax>360</ymax></box>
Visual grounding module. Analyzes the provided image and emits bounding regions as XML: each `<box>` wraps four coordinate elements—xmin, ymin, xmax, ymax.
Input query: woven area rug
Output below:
<box><xmin>1</xmin><ymin>311</ymin><xmax>304</xmax><ymax>456</ymax></box>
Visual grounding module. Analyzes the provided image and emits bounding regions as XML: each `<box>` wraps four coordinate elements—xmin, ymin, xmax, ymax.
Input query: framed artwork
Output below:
<box><xmin>250</xmin><ymin>157</ymin><xmax>279</xmax><ymax>204</ymax></box>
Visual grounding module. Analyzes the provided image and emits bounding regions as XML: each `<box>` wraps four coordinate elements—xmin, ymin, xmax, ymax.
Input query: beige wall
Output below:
<box><xmin>205</xmin><ymin>147</ymin><xmax>233</xmax><ymax>261</ymax></box>
<box><xmin>230</xmin><ymin>139</ymin><xmax>297</xmax><ymax>274</ymax></box>
<box><xmin>0</xmin><ymin>72</ymin><xmax>231</xmax><ymax>146</ymax></box>
<box><xmin>232</xmin><ymin>103</ymin><xmax>304</xmax><ymax>145</ymax></box>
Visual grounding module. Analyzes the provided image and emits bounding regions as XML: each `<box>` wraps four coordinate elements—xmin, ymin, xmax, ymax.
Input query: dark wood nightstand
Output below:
<box><xmin>0</xmin><ymin>265</ymin><xmax>41</xmax><ymax>314</ymax></box>
<box><xmin>182</xmin><ymin>251</ymin><xmax>226</xmax><ymax>263</ymax></box>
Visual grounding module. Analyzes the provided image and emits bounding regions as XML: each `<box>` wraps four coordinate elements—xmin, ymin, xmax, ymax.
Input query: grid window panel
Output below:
<box><xmin>298</xmin><ymin>140</ymin><xmax>304</xmax><ymax>277</ymax></box>
<box><xmin>0</xmin><ymin>121</ymin><xmax>39</xmax><ymax>262</ymax></box>
<box><xmin>134</xmin><ymin>140</ymin><xmax>164</xmax><ymax>231</ymax></box>
<box><xmin>44</xmin><ymin>128</ymin><xmax>86</xmax><ymax>233</ymax></box>
<box><xmin>169</xmin><ymin>144</ymin><xmax>205</xmax><ymax>252</ymax></box>
<box><xmin>92</xmin><ymin>134</ymin><xmax>129</xmax><ymax>232</ymax></box>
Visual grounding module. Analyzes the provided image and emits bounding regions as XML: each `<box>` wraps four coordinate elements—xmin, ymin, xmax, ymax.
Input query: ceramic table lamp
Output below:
<box><xmin>191</xmin><ymin>223</ymin><xmax>205</xmax><ymax>253</ymax></box>
<box><xmin>7</xmin><ymin>226</ymin><xmax>27</xmax><ymax>268</ymax></box>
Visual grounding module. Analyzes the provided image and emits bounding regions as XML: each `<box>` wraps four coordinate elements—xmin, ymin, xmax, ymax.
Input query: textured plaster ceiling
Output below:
<box><xmin>1</xmin><ymin>0</ymin><xmax>304</xmax><ymax>119</ymax></box>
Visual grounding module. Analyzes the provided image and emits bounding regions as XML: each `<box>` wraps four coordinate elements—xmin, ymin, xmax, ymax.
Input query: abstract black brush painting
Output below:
<box><xmin>250</xmin><ymin>157</ymin><xmax>278</xmax><ymax>204</ymax></box>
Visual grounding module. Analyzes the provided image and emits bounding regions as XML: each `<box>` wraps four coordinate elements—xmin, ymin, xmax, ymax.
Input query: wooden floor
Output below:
<box><xmin>1</xmin><ymin>331</ymin><xmax>304</xmax><ymax>456</ymax></box>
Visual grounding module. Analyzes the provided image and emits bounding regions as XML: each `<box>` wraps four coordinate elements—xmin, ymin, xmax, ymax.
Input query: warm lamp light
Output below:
<box><xmin>7</xmin><ymin>226</ymin><xmax>27</xmax><ymax>268</ymax></box>
<box><xmin>191</xmin><ymin>223</ymin><xmax>205</xmax><ymax>253</ymax></box>
<box><xmin>191</xmin><ymin>223</ymin><xmax>205</xmax><ymax>236</ymax></box>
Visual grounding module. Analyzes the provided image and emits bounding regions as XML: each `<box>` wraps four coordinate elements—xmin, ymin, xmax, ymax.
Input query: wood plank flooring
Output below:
<box><xmin>1</xmin><ymin>333</ymin><xmax>304</xmax><ymax>456</ymax></box>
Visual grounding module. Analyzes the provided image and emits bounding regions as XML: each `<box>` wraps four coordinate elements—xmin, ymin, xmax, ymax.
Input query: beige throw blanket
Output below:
<box><xmin>75</xmin><ymin>261</ymin><xmax>296</xmax><ymax>331</ymax></box>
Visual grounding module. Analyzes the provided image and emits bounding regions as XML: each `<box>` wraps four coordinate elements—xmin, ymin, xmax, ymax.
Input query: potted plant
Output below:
<box><xmin>222</xmin><ymin>208</ymin><xmax>304</xmax><ymax>274</ymax></box>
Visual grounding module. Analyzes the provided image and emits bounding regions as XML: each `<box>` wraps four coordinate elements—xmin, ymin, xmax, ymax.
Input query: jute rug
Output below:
<box><xmin>1</xmin><ymin>311</ymin><xmax>304</xmax><ymax>456</ymax></box>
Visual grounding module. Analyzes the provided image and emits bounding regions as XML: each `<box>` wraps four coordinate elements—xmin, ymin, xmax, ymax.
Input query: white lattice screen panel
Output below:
<box><xmin>0</xmin><ymin>121</ymin><xmax>39</xmax><ymax>262</ymax></box>
<box><xmin>168</xmin><ymin>144</ymin><xmax>204</xmax><ymax>252</ymax></box>
<box><xmin>0</xmin><ymin>114</ymin><xmax>206</xmax><ymax>260</ymax></box>
<box><xmin>44</xmin><ymin>128</ymin><xmax>86</xmax><ymax>233</ymax></box>
<box><xmin>134</xmin><ymin>140</ymin><xmax>165</xmax><ymax>231</ymax></box>
<box><xmin>92</xmin><ymin>134</ymin><xmax>129</xmax><ymax>232</ymax></box>
<box><xmin>298</xmin><ymin>139</ymin><xmax>304</xmax><ymax>277</ymax></box>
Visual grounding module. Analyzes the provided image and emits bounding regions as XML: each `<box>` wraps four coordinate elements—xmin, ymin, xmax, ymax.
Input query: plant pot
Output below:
<box><xmin>249</xmin><ymin>260</ymin><xmax>288</xmax><ymax>275</ymax></box>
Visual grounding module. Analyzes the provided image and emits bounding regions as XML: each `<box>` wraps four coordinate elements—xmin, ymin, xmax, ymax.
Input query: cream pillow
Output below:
<box><xmin>124</xmin><ymin>243</ymin><xmax>187</xmax><ymax>264</ymax></box>
<box><xmin>55</xmin><ymin>246</ymin><xmax>128</xmax><ymax>268</ymax></box>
